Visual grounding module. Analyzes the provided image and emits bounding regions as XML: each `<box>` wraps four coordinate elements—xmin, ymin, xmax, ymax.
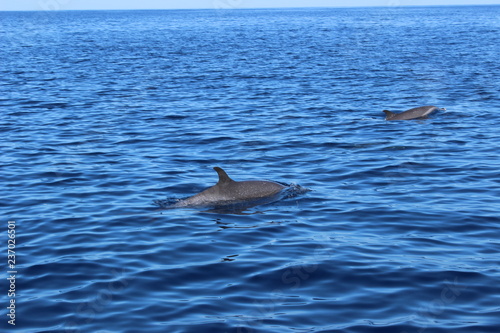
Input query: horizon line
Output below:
<box><xmin>0</xmin><ymin>3</ymin><xmax>498</xmax><ymax>12</ymax></box>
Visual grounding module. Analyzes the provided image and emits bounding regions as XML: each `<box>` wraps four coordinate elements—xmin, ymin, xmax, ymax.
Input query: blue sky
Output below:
<box><xmin>1</xmin><ymin>0</ymin><xmax>499</xmax><ymax>11</ymax></box>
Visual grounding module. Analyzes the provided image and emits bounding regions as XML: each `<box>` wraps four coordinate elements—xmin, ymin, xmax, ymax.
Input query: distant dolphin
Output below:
<box><xmin>383</xmin><ymin>106</ymin><xmax>446</xmax><ymax>121</ymax></box>
<box><xmin>171</xmin><ymin>167</ymin><xmax>286</xmax><ymax>208</ymax></box>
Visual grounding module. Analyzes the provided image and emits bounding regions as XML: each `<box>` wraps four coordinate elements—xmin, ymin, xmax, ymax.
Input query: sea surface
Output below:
<box><xmin>1</xmin><ymin>6</ymin><xmax>499</xmax><ymax>333</ymax></box>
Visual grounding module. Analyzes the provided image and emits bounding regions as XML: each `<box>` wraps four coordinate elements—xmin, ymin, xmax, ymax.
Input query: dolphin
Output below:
<box><xmin>172</xmin><ymin>167</ymin><xmax>286</xmax><ymax>208</ymax></box>
<box><xmin>383</xmin><ymin>105</ymin><xmax>446</xmax><ymax>121</ymax></box>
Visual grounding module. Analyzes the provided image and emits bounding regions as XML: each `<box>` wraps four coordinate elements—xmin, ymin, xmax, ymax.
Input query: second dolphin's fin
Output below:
<box><xmin>383</xmin><ymin>110</ymin><xmax>396</xmax><ymax>120</ymax></box>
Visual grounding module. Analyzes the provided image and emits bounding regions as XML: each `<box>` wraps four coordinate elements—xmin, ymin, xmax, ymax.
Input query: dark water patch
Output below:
<box><xmin>164</xmin><ymin>114</ymin><xmax>189</xmax><ymax>120</ymax></box>
<box><xmin>22</xmin><ymin>102</ymin><xmax>70</xmax><ymax>109</ymax></box>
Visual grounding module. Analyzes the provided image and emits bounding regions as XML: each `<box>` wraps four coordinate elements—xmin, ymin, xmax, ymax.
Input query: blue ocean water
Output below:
<box><xmin>1</xmin><ymin>6</ymin><xmax>499</xmax><ymax>333</ymax></box>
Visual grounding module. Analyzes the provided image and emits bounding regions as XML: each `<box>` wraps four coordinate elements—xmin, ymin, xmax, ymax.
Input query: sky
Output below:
<box><xmin>1</xmin><ymin>0</ymin><xmax>499</xmax><ymax>11</ymax></box>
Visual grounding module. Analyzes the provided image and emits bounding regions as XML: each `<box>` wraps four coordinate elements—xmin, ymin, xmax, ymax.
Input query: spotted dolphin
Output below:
<box><xmin>383</xmin><ymin>105</ymin><xmax>446</xmax><ymax>121</ymax></box>
<box><xmin>172</xmin><ymin>167</ymin><xmax>286</xmax><ymax>208</ymax></box>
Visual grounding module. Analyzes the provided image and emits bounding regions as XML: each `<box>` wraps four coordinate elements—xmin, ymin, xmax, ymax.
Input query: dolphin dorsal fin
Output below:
<box><xmin>383</xmin><ymin>110</ymin><xmax>395</xmax><ymax>120</ymax></box>
<box><xmin>214</xmin><ymin>167</ymin><xmax>233</xmax><ymax>185</ymax></box>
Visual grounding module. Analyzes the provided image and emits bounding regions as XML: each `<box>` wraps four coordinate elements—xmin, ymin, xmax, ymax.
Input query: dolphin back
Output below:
<box><xmin>170</xmin><ymin>167</ymin><xmax>287</xmax><ymax>208</ymax></box>
<box><xmin>383</xmin><ymin>105</ymin><xmax>441</xmax><ymax>121</ymax></box>
<box><xmin>227</xmin><ymin>180</ymin><xmax>285</xmax><ymax>201</ymax></box>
